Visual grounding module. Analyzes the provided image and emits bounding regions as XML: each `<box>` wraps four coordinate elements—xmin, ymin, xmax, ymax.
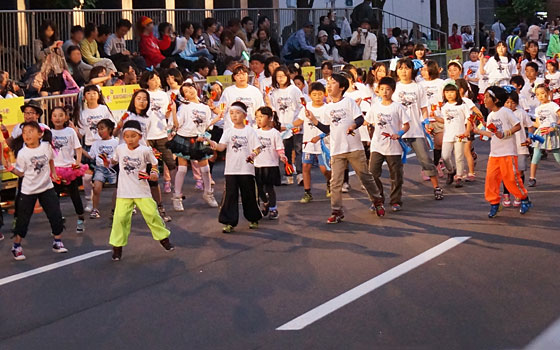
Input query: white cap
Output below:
<box><xmin>333</xmin><ymin>34</ymin><xmax>342</xmax><ymax>41</ymax></box>
<box><xmin>318</xmin><ymin>30</ymin><xmax>328</xmax><ymax>38</ymax></box>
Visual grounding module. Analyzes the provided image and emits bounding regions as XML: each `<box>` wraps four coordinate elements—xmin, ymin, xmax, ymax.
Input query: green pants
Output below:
<box><xmin>109</xmin><ymin>197</ymin><xmax>170</xmax><ymax>247</ymax></box>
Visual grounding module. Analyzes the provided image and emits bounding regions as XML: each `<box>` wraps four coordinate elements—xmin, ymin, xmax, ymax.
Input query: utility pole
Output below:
<box><xmin>475</xmin><ymin>0</ymin><xmax>480</xmax><ymax>48</ymax></box>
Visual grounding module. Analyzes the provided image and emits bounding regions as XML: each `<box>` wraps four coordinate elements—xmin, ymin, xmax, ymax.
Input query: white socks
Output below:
<box><xmin>200</xmin><ymin>165</ymin><xmax>212</xmax><ymax>194</ymax></box>
<box><xmin>83</xmin><ymin>173</ymin><xmax>93</xmax><ymax>199</ymax></box>
<box><xmin>174</xmin><ymin>165</ymin><xmax>188</xmax><ymax>197</ymax></box>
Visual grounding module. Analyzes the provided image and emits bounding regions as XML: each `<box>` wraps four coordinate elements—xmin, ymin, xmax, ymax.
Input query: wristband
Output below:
<box><xmin>397</xmin><ymin>130</ymin><xmax>405</xmax><ymax>138</ymax></box>
<box><xmin>2</xmin><ymin>130</ymin><xmax>9</xmax><ymax>139</ymax></box>
<box><xmin>285</xmin><ymin>123</ymin><xmax>293</xmax><ymax>130</ymax></box>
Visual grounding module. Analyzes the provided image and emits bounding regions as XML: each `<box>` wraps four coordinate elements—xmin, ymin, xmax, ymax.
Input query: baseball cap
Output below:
<box><xmin>318</xmin><ymin>30</ymin><xmax>328</xmax><ymax>38</ymax></box>
<box><xmin>333</xmin><ymin>34</ymin><xmax>342</xmax><ymax>41</ymax></box>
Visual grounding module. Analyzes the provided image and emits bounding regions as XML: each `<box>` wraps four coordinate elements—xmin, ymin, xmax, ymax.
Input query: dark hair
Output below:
<box><xmin>180</xmin><ymin>21</ymin><xmax>193</xmax><ymax>36</ymax></box>
<box><xmin>98</xmin><ymin>24</ymin><xmax>111</xmax><ymax>37</ymax></box>
<box><xmin>241</xmin><ymin>16</ymin><xmax>253</xmax><ymax>26</ymax></box>
<box><xmin>231</xmin><ymin>101</ymin><xmax>248</xmax><ymax>113</ymax></box>
<box><xmin>97</xmin><ymin>118</ymin><xmax>115</xmax><ymax>134</ymax></box>
<box><xmin>341</xmin><ymin>69</ymin><xmax>355</xmax><ymax>83</ymax></box>
<box><xmin>525</xmin><ymin>61</ymin><xmax>539</xmax><ymax>73</ymax></box>
<box><xmin>396</xmin><ymin>58</ymin><xmax>417</xmax><ymax>79</ymax></box>
<box><xmin>116</xmin><ymin>61</ymin><xmax>134</xmax><ymax>74</ymax></box>
<box><xmin>535</xmin><ymin>83</ymin><xmax>549</xmax><ymax>93</ymax></box>
<box><xmin>455</xmin><ymin>78</ymin><xmax>473</xmax><ymax>100</ymax></box>
<box><xmin>88</xmin><ymin>66</ymin><xmax>106</xmax><ymax>82</ymax></box>
<box><xmin>413</xmin><ymin>44</ymin><xmax>426</xmax><ymax>60</ymax></box>
<box><xmin>257</xmin><ymin>16</ymin><xmax>270</xmax><ymax>28</ymax></box>
<box><xmin>366</xmin><ymin>62</ymin><xmax>387</xmax><ymax>86</ymax></box>
<box><xmin>256</xmin><ymin>106</ymin><xmax>281</xmax><ymax>131</ymax></box>
<box><xmin>220</xmin><ymin>29</ymin><xmax>236</xmax><ymax>44</ymax></box>
<box><xmin>122</xmin><ymin>120</ymin><xmax>143</xmax><ymax>134</ymax></box>
<box><xmin>139</xmin><ymin>70</ymin><xmax>160</xmax><ymax>89</ymax></box>
<box><xmin>264</xmin><ymin>56</ymin><xmax>282</xmax><ymax>77</ymax></box>
<box><xmin>510</xmin><ymin>75</ymin><xmax>525</xmax><ymax>88</ymax></box>
<box><xmin>272</xmin><ymin>66</ymin><xmax>292</xmax><ymax>88</ymax></box>
<box><xmin>127</xmin><ymin>89</ymin><xmax>151</xmax><ymax>116</ymax></box>
<box><xmin>523</xmin><ymin>40</ymin><xmax>543</xmax><ymax>64</ymax></box>
<box><xmin>66</xmin><ymin>45</ymin><xmax>81</xmax><ymax>57</ymax></box>
<box><xmin>84</xmin><ymin>23</ymin><xmax>97</xmax><ymax>38</ymax></box>
<box><xmin>507</xmin><ymin>90</ymin><xmax>519</xmax><ymax>105</ymax></box>
<box><xmin>321</xmin><ymin>61</ymin><xmax>333</xmax><ymax>70</ymax></box>
<box><xmin>485</xmin><ymin>86</ymin><xmax>508</xmax><ymax>107</ymax></box>
<box><xmin>293</xmin><ymin>75</ymin><xmax>305</xmax><ymax>84</ymax></box>
<box><xmin>330</xmin><ymin>73</ymin><xmax>350</xmax><ymax>94</ymax></box>
<box><xmin>160</xmin><ymin>57</ymin><xmax>176</xmax><ymax>69</ymax></box>
<box><xmin>39</xmin><ymin>20</ymin><xmax>58</xmax><ymax>47</ymax></box>
<box><xmin>116</xmin><ymin>19</ymin><xmax>132</xmax><ymax>30</ymax></box>
<box><xmin>70</xmin><ymin>25</ymin><xmax>83</xmax><ymax>34</ymax></box>
<box><xmin>83</xmin><ymin>84</ymin><xmax>106</xmax><ymax>106</ymax></box>
<box><xmin>310</xmin><ymin>81</ymin><xmax>326</xmax><ymax>93</ymax></box>
<box><xmin>13</xmin><ymin>121</ymin><xmax>53</xmax><ymax>156</ymax></box>
<box><xmin>249</xmin><ymin>53</ymin><xmax>266</xmax><ymax>64</ymax></box>
<box><xmin>193</xmin><ymin>57</ymin><xmax>210</xmax><ymax>72</ymax></box>
<box><xmin>378</xmin><ymin>76</ymin><xmax>396</xmax><ymax>91</ymax></box>
<box><xmin>165</xmin><ymin>68</ymin><xmax>184</xmax><ymax>85</ymax></box>
<box><xmin>203</xmin><ymin>18</ymin><xmax>216</xmax><ymax>31</ymax></box>
<box><xmin>442</xmin><ymin>83</ymin><xmax>463</xmax><ymax>105</ymax></box>
<box><xmin>231</xmin><ymin>64</ymin><xmax>249</xmax><ymax>82</ymax></box>
<box><xmin>424</xmin><ymin>60</ymin><xmax>441</xmax><ymax>80</ymax></box>
<box><xmin>228</xmin><ymin>18</ymin><xmax>241</xmax><ymax>28</ymax></box>
<box><xmin>287</xmin><ymin>63</ymin><xmax>302</xmax><ymax>76</ymax></box>
<box><xmin>158</xmin><ymin>22</ymin><xmax>172</xmax><ymax>38</ymax></box>
<box><xmin>547</xmin><ymin>59</ymin><xmax>559</xmax><ymax>70</ymax></box>
<box><xmin>469</xmin><ymin>47</ymin><xmax>479</xmax><ymax>54</ymax></box>
<box><xmin>49</xmin><ymin>106</ymin><xmax>69</xmax><ymax>128</ymax></box>
<box><xmin>494</xmin><ymin>41</ymin><xmax>512</xmax><ymax>62</ymax></box>
<box><xmin>447</xmin><ymin>60</ymin><xmax>463</xmax><ymax>72</ymax></box>
<box><xmin>342</xmin><ymin>63</ymin><xmax>356</xmax><ymax>72</ymax></box>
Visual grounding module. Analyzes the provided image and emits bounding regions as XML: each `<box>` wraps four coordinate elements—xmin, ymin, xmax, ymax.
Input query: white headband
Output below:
<box><xmin>229</xmin><ymin>105</ymin><xmax>247</xmax><ymax>115</ymax></box>
<box><xmin>123</xmin><ymin>127</ymin><xmax>143</xmax><ymax>135</ymax></box>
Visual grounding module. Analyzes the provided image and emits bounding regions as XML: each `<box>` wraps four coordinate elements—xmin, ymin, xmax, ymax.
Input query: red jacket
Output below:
<box><xmin>448</xmin><ymin>34</ymin><xmax>462</xmax><ymax>50</ymax></box>
<box><xmin>139</xmin><ymin>34</ymin><xmax>165</xmax><ymax>67</ymax></box>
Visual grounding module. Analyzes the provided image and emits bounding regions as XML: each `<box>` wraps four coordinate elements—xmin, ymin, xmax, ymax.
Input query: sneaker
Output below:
<box><xmin>488</xmin><ymin>203</ymin><xmax>502</xmax><ymax>218</ymax></box>
<box><xmin>326</xmin><ymin>187</ymin><xmax>331</xmax><ymax>198</ymax></box>
<box><xmin>502</xmin><ymin>194</ymin><xmax>511</xmax><ymax>207</ymax></box>
<box><xmin>52</xmin><ymin>240</ymin><xmax>68</xmax><ymax>253</ymax></box>
<box><xmin>249</xmin><ymin>221</ymin><xmax>259</xmax><ymax>229</ymax></box>
<box><xmin>112</xmin><ymin>246</ymin><xmax>122</xmax><ymax>261</ymax></box>
<box><xmin>465</xmin><ymin>173</ymin><xmax>476</xmax><ymax>182</ymax></box>
<box><xmin>159</xmin><ymin>238</ymin><xmax>175</xmax><ymax>251</ymax></box>
<box><xmin>455</xmin><ymin>177</ymin><xmax>464</xmax><ymax>188</ymax></box>
<box><xmin>370</xmin><ymin>201</ymin><xmax>385</xmax><ymax>217</ymax></box>
<box><xmin>163</xmin><ymin>181</ymin><xmax>172</xmax><ymax>193</ymax></box>
<box><xmin>297</xmin><ymin>173</ymin><xmax>304</xmax><ymax>186</ymax></box>
<box><xmin>203</xmin><ymin>193</ymin><xmax>219</xmax><ymax>208</ymax></box>
<box><xmin>392</xmin><ymin>204</ymin><xmax>402</xmax><ymax>212</ymax></box>
<box><xmin>286</xmin><ymin>176</ymin><xmax>294</xmax><ymax>185</ymax></box>
<box><xmin>528</xmin><ymin>178</ymin><xmax>537</xmax><ymax>187</ymax></box>
<box><xmin>84</xmin><ymin>200</ymin><xmax>93</xmax><ymax>213</ymax></box>
<box><xmin>261</xmin><ymin>202</ymin><xmax>270</xmax><ymax>216</ymax></box>
<box><xmin>519</xmin><ymin>199</ymin><xmax>532</xmax><ymax>215</ymax></box>
<box><xmin>446</xmin><ymin>171</ymin><xmax>456</xmax><ymax>185</ymax></box>
<box><xmin>158</xmin><ymin>206</ymin><xmax>172</xmax><ymax>222</ymax></box>
<box><xmin>439</xmin><ymin>160</ymin><xmax>447</xmax><ymax>172</ymax></box>
<box><xmin>11</xmin><ymin>245</ymin><xmax>26</xmax><ymax>260</ymax></box>
<box><xmin>342</xmin><ymin>182</ymin><xmax>350</xmax><ymax>193</ymax></box>
<box><xmin>76</xmin><ymin>219</ymin><xmax>85</xmax><ymax>233</ymax></box>
<box><xmin>434</xmin><ymin>187</ymin><xmax>444</xmax><ymax>200</ymax></box>
<box><xmin>222</xmin><ymin>224</ymin><xmax>234</xmax><ymax>233</ymax></box>
<box><xmin>436</xmin><ymin>164</ymin><xmax>444</xmax><ymax>178</ymax></box>
<box><xmin>513</xmin><ymin>198</ymin><xmax>521</xmax><ymax>208</ymax></box>
<box><xmin>268</xmin><ymin>209</ymin><xmax>279</xmax><ymax>220</ymax></box>
<box><xmin>300</xmin><ymin>192</ymin><xmax>313</xmax><ymax>203</ymax></box>
<box><xmin>195</xmin><ymin>180</ymin><xmax>204</xmax><ymax>191</ymax></box>
<box><xmin>89</xmin><ymin>209</ymin><xmax>100</xmax><ymax>219</ymax></box>
<box><xmin>421</xmin><ymin>170</ymin><xmax>430</xmax><ymax>181</ymax></box>
<box><xmin>172</xmin><ymin>196</ymin><xmax>184</xmax><ymax>212</ymax></box>
<box><xmin>327</xmin><ymin>210</ymin><xmax>344</xmax><ymax>224</ymax></box>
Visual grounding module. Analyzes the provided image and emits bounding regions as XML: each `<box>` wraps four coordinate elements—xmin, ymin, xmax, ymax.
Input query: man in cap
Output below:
<box><xmin>349</xmin><ymin>19</ymin><xmax>377</xmax><ymax>61</ymax></box>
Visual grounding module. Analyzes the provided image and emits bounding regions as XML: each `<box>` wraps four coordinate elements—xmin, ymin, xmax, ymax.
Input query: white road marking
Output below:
<box><xmin>0</xmin><ymin>250</ymin><xmax>111</xmax><ymax>287</ymax></box>
<box><xmin>277</xmin><ymin>236</ymin><xmax>471</xmax><ymax>330</ymax></box>
<box><xmin>525</xmin><ymin>316</ymin><xmax>560</xmax><ymax>350</ymax></box>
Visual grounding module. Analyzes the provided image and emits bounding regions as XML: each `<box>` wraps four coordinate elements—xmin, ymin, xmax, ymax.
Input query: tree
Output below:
<box><xmin>496</xmin><ymin>0</ymin><xmax>545</xmax><ymax>30</ymax></box>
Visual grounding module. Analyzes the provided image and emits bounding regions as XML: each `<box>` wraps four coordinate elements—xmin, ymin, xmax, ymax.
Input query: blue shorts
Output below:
<box><xmin>302</xmin><ymin>152</ymin><xmax>327</xmax><ymax>167</ymax></box>
<box><xmin>93</xmin><ymin>165</ymin><xmax>117</xmax><ymax>184</ymax></box>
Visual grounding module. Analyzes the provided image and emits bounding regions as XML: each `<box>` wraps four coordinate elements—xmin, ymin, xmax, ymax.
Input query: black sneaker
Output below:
<box><xmin>158</xmin><ymin>206</ymin><xmax>172</xmax><ymax>222</ymax></box>
<box><xmin>528</xmin><ymin>178</ymin><xmax>537</xmax><ymax>187</ymax></box>
<box><xmin>446</xmin><ymin>171</ymin><xmax>456</xmax><ymax>185</ymax></box>
<box><xmin>261</xmin><ymin>202</ymin><xmax>270</xmax><ymax>216</ymax></box>
<box><xmin>112</xmin><ymin>246</ymin><xmax>122</xmax><ymax>261</ymax></box>
<box><xmin>434</xmin><ymin>187</ymin><xmax>444</xmax><ymax>200</ymax></box>
<box><xmin>160</xmin><ymin>238</ymin><xmax>175</xmax><ymax>251</ymax></box>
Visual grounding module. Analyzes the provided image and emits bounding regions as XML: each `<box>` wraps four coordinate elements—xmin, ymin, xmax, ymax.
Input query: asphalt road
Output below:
<box><xmin>0</xmin><ymin>142</ymin><xmax>559</xmax><ymax>350</ymax></box>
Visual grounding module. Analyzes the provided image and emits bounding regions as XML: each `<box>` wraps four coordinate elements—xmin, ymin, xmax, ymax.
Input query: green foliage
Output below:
<box><xmin>495</xmin><ymin>0</ymin><xmax>544</xmax><ymax>30</ymax></box>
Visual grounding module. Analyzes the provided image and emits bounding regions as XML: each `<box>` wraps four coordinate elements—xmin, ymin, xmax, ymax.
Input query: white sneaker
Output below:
<box><xmin>172</xmin><ymin>196</ymin><xmax>184</xmax><ymax>212</ymax></box>
<box><xmin>203</xmin><ymin>193</ymin><xmax>219</xmax><ymax>208</ymax></box>
<box><xmin>342</xmin><ymin>182</ymin><xmax>350</xmax><ymax>193</ymax></box>
<box><xmin>286</xmin><ymin>176</ymin><xmax>294</xmax><ymax>185</ymax></box>
<box><xmin>296</xmin><ymin>173</ymin><xmax>303</xmax><ymax>186</ymax></box>
<box><xmin>84</xmin><ymin>200</ymin><xmax>93</xmax><ymax>212</ymax></box>
<box><xmin>52</xmin><ymin>240</ymin><xmax>68</xmax><ymax>253</ymax></box>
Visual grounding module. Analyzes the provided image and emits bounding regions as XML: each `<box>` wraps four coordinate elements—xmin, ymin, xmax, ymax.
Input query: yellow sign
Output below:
<box><xmin>207</xmin><ymin>75</ymin><xmax>233</xmax><ymax>87</ymax></box>
<box><xmin>101</xmin><ymin>84</ymin><xmax>140</xmax><ymax>115</ymax></box>
<box><xmin>446</xmin><ymin>48</ymin><xmax>463</xmax><ymax>65</ymax></box>
<box><xmin>301</xmin><ymin>66</ymin><xmax>316</xmax><ymax>82</ymax></box>
<box><xmin>350</xmin><ymin>60</ymin><xmax>373</xmax><ymax>71</ymax></box>
<box><xmin>0</xmin><ymin>97</ymin><xmax>24</xmax><ymax>128</ymax></box>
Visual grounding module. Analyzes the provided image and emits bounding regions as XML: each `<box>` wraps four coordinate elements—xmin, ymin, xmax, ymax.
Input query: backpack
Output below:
<box><xmin>377</xmin><ymin>32</ymin><xmax>392</xmax><ymax>60</ymax></box>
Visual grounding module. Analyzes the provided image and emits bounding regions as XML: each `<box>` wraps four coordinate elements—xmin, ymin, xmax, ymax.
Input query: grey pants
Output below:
<box><xmin>330</xmin><ymin>150</ymin><xmax>382</xmax><ymax>211</ymax></box>
<box><xmin>369</xmin><ymin>152</ymin><xmax>404</xmax><ymax>206</ymax></box>
<box><xmin>405</xmin><ymin>137</ymin><xmax>437</xmax><ymax>177</ymax></box>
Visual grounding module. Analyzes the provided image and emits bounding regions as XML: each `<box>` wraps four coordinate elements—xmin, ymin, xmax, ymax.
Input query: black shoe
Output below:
<box><xmin>446</xmin><ymin>171</ymin><xmax>456</xmax><ymax>185</ymax></box>
<box><xmin>112</xmin><ymin>247</ymin><xmax>122</xmax><ymax>261</ymax></box>
<box><xmin>528</xmin><ymin>178</ymin><xmax>536</xmax><ymax>187</ymax></box>
<box><xmin>434</xmin><ymin>187</ymin><xmax>444</xmax><ymax>200</ymax></box>
<box><xmin>160</xmin><ymin>238</ymin><xmax>175</xmax><ymax>251</ymax></box>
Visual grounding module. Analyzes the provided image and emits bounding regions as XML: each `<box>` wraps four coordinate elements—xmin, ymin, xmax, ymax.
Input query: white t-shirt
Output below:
<box><xmin>520</xmin><ymin>58</ymin><xmax>545</xmax><ymax>78</ymax></box>
<box><xmin>478</xmin><ymin>68</ymin><xmax>490</xmax><ymax>94</ymax></box>
<box><xmin>15</xmin><ymin>142</ymin><xmax>54</xmax><ymax>195</ymax></box>
<box><xmin>441</xmin><ymin>102</ymin><xmax>470</xmax><ymax>142</ymax></box>
<box><xmin>520</xmin><ymin>77</ymin><xmax>544</xmax><ymax>118</ymax></box>
<box><xmin>484</xmin><ymin>56</ymin><xmax>517</xmax><ymax>87</ymax></box>
<box><xmin>219</xmin><ymin>125</ymin><xmax>261</xmax><ymax>175</ymax></box>
<box><xmin>546</xmin><ymin>71</ymin><xmax>560</xmax><ymax>100</ymax></box>
<box><xmin>366</xmin><ymin>101</ymin><xmax>410</xmax><ymax>156</ymax></box>
<box><xmin>176</xmin><ymin>102</ymin><xmax>212</xmax><ymax>137</ymax></box>
<box><xmin>323</xmin><ymin>97</ymin><xmax>364</xmax><ymax>156</ymax></box>
<box><xmin>254</xmin><ymin>128</ymin><xmax>284</xmax><ymax>167</ymax></box>
<box><xmin>345</xmin><ymin>88</ymin><xmax>371</xmax><ymax>142</ymax></box>
<box><xmin>219</xmin><ymin>85</ymin><xmax>264</xmax><ymax>129</ymax></box>
<box><xmin>487</xmin><ymin>107</ymin><xmax>520</xmax><ymax>157</ymax></box>
<box><xmin>11</xmin><ymin>122</ymin><xmax>50</xmax><ymax>139</ymax></box>
<box><xmin>298</xmin><ymin>104</ymin><xmax>326</xmax><ymax>154</ymax></box>
<box><xmin>463</xmin><ymin>60</ymin><xmax>480</xmax><ymax>86</ymax></box>
<box><xmin>146</xmin><ymin>89</ymin><xmax>170</xmax><ymax>140</ymax></box>
<box><xmin>51</xmin><ymin>127</ymin><xmax>81</xmax><ymax>167</ymax></box>
<box><xmin>260</xmin><ymin>76</ymin><xmax>273</xmax><ymax>95</ymax></box>
<box><xmin>393</xmin><ymin>81</ymin><xmax>428</xmax><ymax>138</ymax></box>
<box><xmin>79</xmin><ymin>105</ymin><xmax>114</xmax><ymax>146</ymax></box>
<box><xmin>112</xmin><ymin>143</ymin><xmax>157</xmax><ymax>198</ymax></box>
<box><xmin>420</xmin><ymin>78</ymin><xmax>445</xmax><ymax>108</ymax></box>
<box><xmin>512</xmin><ymin>108</ymin><xmax>532</xmax><ymax>155</ymax></box>
<box><xmin>89</xmin><ymin>137</ymin><xmax>119</xmax><ymax>167</ymax></box>
<box><xmin>535</xmin><ymin>101</ymin><xmax>560</xmax><ymax>128</ymax></box>
<box><xmin>122</xmin><ymin>113</ymin><xmax>149</xmax><ymax>146</ymax></box>
<box><xmin>270</xmin><ymin>85</ymin><xmax>303</xmax><ymax>139</ymax></box>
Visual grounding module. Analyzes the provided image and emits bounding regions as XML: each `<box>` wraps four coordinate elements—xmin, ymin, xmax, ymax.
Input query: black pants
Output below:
<box><xmin>13</xmin><ymin>188</ymin><xmax>64</xmax><ymax>238</ymax></box>
<box><xmin>219</xmin><ymin>175</ymin><xmax>262</xmax><ymax>226</ymax></box>
<box><xmin>257</xmin><ymin>183</ymin><xmax>277</xmax><ymax>208</ymax></box>
<box><xmin>54</xmin><ymin>179</ymin><xmax>84</xmax><ymax>216</ymax></box>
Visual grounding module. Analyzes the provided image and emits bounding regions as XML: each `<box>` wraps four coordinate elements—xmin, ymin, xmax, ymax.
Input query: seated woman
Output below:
<box><xmin>253</xmin><ymin>28</ymin><xmax>280</xmax><ymax>57</ymax></box>
<box><xmin>174</xmin><ymin>21</ymin><xmax>213</xmax><ymax>68</ymax></box>
<box><xmin>157</xmin><ymin>22</ymin><xmax>177</xmax><ymax>57</ymax></box>
<box><xmin>220</xmin><ymin>30</ymin><xmax>249</xmax><ymax>65</ymax></box>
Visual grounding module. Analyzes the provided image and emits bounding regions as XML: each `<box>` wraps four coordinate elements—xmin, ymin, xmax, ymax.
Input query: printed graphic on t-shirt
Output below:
<box><xmin>30</xmin><ymin>155</ymin><xmax>48</xmax><ymax>174</ymax></box>
<box><xmin>275</xmin><ymin>96</ymin><xmax>292</xmax><ymax>114</ymax></box>
<box><xmin>329</xmin><ymin>108</ymin><xmax>346</xmax><ymax>125</ymax></box>
<box><xmin>425</xmin><ymin>87</ymin><xmax>437</xmax><ymax>100</ymax></box>
<box><xmin>376</xmin><ymin>113</ymin><xmax>392</xmax><ymax>128</ymax></box>
<box><xmin>258</xmin><ymin>136</ymin><xmax>272</xmax><ymax>149</ymax></box>
<box><xmin>397</xmin><ymin>91</ymin><xmax>417</xmax><ymax>107</ymax></box>
<box><xmin>235</xmin><ymin>97</ymin><xmax>254</xmax><ymax>114</ymax></box>
<box><xmin>87</xmin><ymin>115</ymin><xmax>103</xmax><ymax>134</ymax></box>
<box><xmin>444</xmin><ymin>109</ymin><xmax>459</xmax><ymax>122</ymax></box>
<box><xmin>192</xmin><ymin>109</ymin><xmax>206</xmax><ymax>127</ymax></box>
<box><xmin>122</xmin><ymin>156</ymin><xmax>141</xmax><ymax>174</ymax></box>
<box><xmin>98</xmin><ymin>145</ymin><xmax>115</xmax><ymax>157</ymax></box>
<box><xmin>490</xmin><ymin>118</ymin><xmax>504</xmax><ymax>132</ymax></box>
<box><xmin>52</xmin><ymin>136</ymin><xmax>69</xmax><ymax>152</ymax></box>
<box><xmin>537</xmin><ymin>109</ymin><xmax>555</xmax><ymax>123</ymax></box>
<box><xmin>231</xmin><ymin>135</ymin><xmax>248</xmax><ymax>152</ymax></box>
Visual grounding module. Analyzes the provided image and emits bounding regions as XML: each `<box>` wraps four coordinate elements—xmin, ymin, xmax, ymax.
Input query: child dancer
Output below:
<box><xmin>520</xmin><ymin>62</ymin><xmax>545</xmax><ymax>120</ymax></box>
<box><xmin>207</xmin><ymin>81</ymin><xmax>225</xmax><ymax>175</ymax></box>
<box><xmin>463</xmin><ymin>48</ymin><xmax>480</xmax><ymax>96</ymax></box>
<box><xmin>520</xmin><ymin>40</ymin><xmax>545</xmax><ymax>78</ymax></box>
<box><xmin>210</xmin><ymin>102</ymin><xmax>263</xmax><ymax>233</ymax></box>
<box><xmin>305</xmin><ymin>74</ymin><xmax>385</xmax><ymax>223</ymax></box>
<box><xmin>254</xmin><ymin>106</ymin><xmax>286</xmax><ymax>219</ymax></box>
<box><xmin>439</xmin><ymin>82</ymin><xmax>472</xmax><ymax>187</ymax></box>
<box><xmin>87</xmin><ymin>119</ymin><xmax>119</xmax><ymax>219</ymax></box>
<box><xmin>528</xmin><ymin>83</ymin><xmax>560</xmax><ymax>186</ymax></box>
<box><xmin>447</xmin><ymin>60</ymin><xmax>463</xmax><ymax>81</ymax></box>
<box><xmin>366</xmin><ymin>77</ymin><xmax>410</xmax><ymax>211</ymax></box>
<box><xmin>474</xmin><ymin>86</ymin><xmax>531</xmax><ymax>217</ymax></box>
<box><xmin>393</xmin><ymin>58</ymin><xmax>444</xmax><ymax>200</ymax></box>
<box><xmin>51</xmin><ymin>106</ymin><xmax>88</xmax><ymax>232</ymax></box>
<box><xmin>9</xmin><ymin>121</ymin><xmax>66</xmax><ymax>260</ymax></box>
<box><xmin>479</xmin><ymin>41</ymin><xmax>517</xmax><ymax>87</ymax></box>
<box><xmin>109</xmin><ymin>120</ymin><xmax>174</xmax><ymax>261</ymax></box>
<box><xmin>545</xmin><ymin>59</ymin><xmax>560</xmax><ymax>105</ymax></box>
<box><xmin>294</xmin><ymin>82</ymin><xmax>332</xmax><ymax>202</ymax></box>
<box><xmin>168</xmin><ymin>80</ymin><xmax>220</xmax><ymax>211</ymax></box>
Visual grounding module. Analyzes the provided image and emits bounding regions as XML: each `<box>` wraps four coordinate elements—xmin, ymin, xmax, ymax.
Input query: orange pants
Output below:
<box><xmin>485</xmin><ymin>156</ymin><xmax>528</xmax><ymax>205</ymax></box>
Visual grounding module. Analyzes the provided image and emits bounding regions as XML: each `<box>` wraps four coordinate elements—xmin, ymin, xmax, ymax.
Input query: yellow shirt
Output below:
<box><xmin>79</xmin><ymin>38</ymin><xmax>101</xmax><ymax>64</ymax></box>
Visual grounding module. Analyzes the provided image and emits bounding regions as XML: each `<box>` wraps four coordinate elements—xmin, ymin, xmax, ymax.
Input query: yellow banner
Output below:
<box><xmin>0</xmin><ymin>96</ymin><xmax>25</xmax><ymax>131</ymax></box>
<box><xmin>101</xmin><ymin>84</ymin><xmax>140</xmax><ymax>115</ymax></box>
<box><xmin>207</xmin><ymin>75</ymin><xmax>233</xmax><ymax>87</ymax></box>
<box><xmin>301</xmin><ymin>66</ymin><xmax>316</xmax><ymax>82</ymax></box>
<box><xmin>446</xmin><ymin>48</ymin><xmax>463</xmax><ymax>64</ymax></box>
<box><xmin>350</xmin><ymin>60</ymin><xmax>373</xmax><ymax>71</ymax></box>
